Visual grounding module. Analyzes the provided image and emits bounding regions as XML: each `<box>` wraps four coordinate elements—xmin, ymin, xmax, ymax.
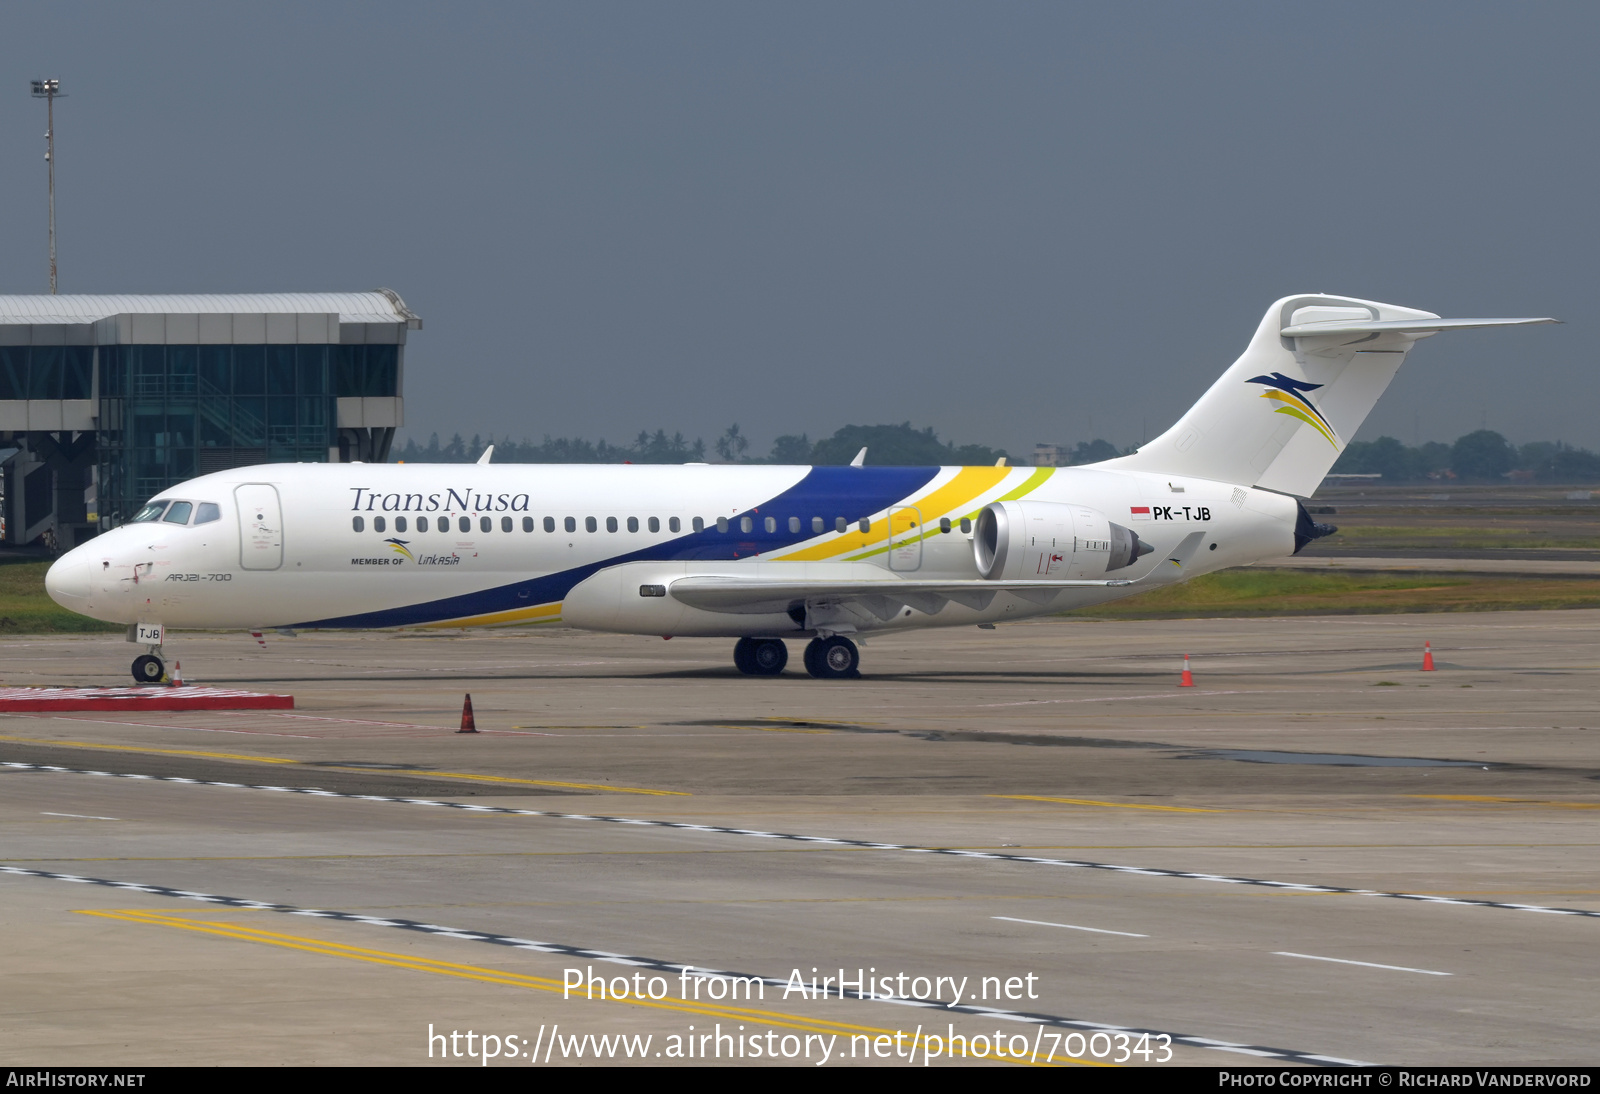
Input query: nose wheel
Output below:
<box><xmin>132</xmin><ymin>654</ymin><xmax>166</xmax><ymax>684</ymax></box>
<box><xmin>803</xmin><ymin>636</ymin><xmax>859</xmax><ymax>679</ymax></box>
<box><xmin>733</xmin><ymin>637</ymin><xmax>789</xmax><ymax>675</ymax></box>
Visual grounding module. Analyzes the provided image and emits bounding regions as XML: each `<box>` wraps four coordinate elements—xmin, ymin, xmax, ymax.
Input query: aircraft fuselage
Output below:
<box><xmin>45</xmin><ymin>461</ymin><xmax>1298</xmax><ymax>637</ymax></box>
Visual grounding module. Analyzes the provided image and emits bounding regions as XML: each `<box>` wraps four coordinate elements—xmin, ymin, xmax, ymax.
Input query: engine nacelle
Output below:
<box><xmin>973</xmin><ymin>501</ymin><xmax>1150</xmax><ymax>580</ymax></box>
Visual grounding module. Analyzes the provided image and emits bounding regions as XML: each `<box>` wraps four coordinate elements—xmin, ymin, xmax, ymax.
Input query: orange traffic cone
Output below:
<box><xmin>1422</xmin><ymin>642</ymin><xmax>1435</xmax><ymax>672</ymax></box>
<box><xmin>458</xmin><ymin>693</ymin><xmax>478</xmax><ymax>733</ymax></box>
<box><xmin>171</xmin><ymin>661</ymin><xmax>184</xmax><ymax>687</ymax></box>
<box><xmin>1179</xmin><ymin>654</ymin><xmax>1195</xmax><ymax>687</ymax></box>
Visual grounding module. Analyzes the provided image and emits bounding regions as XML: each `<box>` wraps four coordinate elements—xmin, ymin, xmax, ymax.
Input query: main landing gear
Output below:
<box><xmin>803</xmin><ymin>635</ymin><xmax>859</xmax><ymax>679</ymax></box>
<box><xmin>131</xmin><ymin>653</ymin><xmax>166</xmax><ymax>684</ymax></box>
<box><xmin>733</xmin><ymin>637</ymin><xmax>788</xmax><ymax>676</ymax></box>
<box><xmin>732</xmin><ymin>635</ymin><xmax>861</xmax><ymax>679</ymax></box>
<box><xmin>732</xmin><ymin>633</ymin><xmax>864</xmax><ymax>674</ymax></box>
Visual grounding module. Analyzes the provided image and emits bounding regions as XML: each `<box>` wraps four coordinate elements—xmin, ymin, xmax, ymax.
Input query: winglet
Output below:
<box><xmin>476</xmin><ymin>445</ymin><xmax>494</xmax><ymax>465</ymax></box>
<box><xmin>850</xmin><ymin>447</ymin><xmax>867</xmax><ymax>468</ymax></box>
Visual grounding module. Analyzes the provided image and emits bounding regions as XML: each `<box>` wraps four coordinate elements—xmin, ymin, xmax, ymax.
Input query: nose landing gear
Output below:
<box><xmin>803</xmin><ymin>635</ymin><xmax>860</xmax><ymax>679</ymax></box>
<box><xmin>733</xmin><ymin>637</ymin><xmax>789</xmax><ymax>675</ymax></box>
<box><xmin>131</xmin><ymin>653</ymin><xmax>167</xmax><ymax>684</ymax></box>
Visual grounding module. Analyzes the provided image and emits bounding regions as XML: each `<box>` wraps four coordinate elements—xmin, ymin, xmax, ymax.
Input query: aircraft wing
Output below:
<box><xmin>668</xmin><ymin>575</ymin><xmax>1137</xmax><ymax>618</ymax></box>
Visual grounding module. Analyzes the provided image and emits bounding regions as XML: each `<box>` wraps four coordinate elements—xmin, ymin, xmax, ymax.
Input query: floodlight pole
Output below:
<box><xmin>31</xmin><ymin>79</ymin><xmax>62</xmax><ymax>294</ymax></box>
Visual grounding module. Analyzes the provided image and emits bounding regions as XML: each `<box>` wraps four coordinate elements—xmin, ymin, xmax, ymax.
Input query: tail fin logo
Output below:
<box><xmin>384</xmin><ymin>537</ymin><xmax>414</xmax><ymax>561</ymax></box>
<box><xmin>1246</xmin><ymin>372</ymin><xmax>1340</xmax><ymax>448</ymax></box>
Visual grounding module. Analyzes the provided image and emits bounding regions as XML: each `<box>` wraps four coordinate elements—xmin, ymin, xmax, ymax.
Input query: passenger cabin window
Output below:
<box><xmin>834</xmin><ymin>517</ymin><xmax>847</xmax><ymax>533</ymax></box>
<box><xmin>375</xmin><ymin>516</ymin><xmax>386</xmax><ymax>533</ymax></box>
<box><xmin>693</xmin><ymin>517</ymin><xmax>704</xmax><ymax>533</ymax></box>
<box><xmin>195</xmin><ymin>502</ymin><xmax>221</xmax><ymax>525</ymax></box>
<box><xmin>480</xmin><ymin>516</ymin><xmax>492</xmax><ymax>533</ymax></box>
<box><xmin>739</xmin><ymin>516</ymin><xmax>753</xmax><ymax>533</ymax></box>
<box><xmin>669</xmin><ymin>517</ymin><xmax>681</xmax><ymax>533</ymax></box>
<box><xmin>352</xmin><ymin>516</ymin><xmax>365</xmax><ymax>532</ymax></box>
<box><xmin>162</xmin><ymin>501</ymin><xmax>193</xmax><ymax>524</ymax></box>
<box><xmin>812</xmin><ymin>516</ymin><xmax>824</xmax><ymax>533</ymax></box>
<box><xmin>523</xmin><ymin>517</ymin><xmax>535</xmax><ymax>532</ymax></box>
<box><xmin>858</xmin><ymin>518</ymin><xmax>871</xmax><ymax>533</ymax></box>
<box><xmin>764</xmin><ymin>516</ymin><xmax>776</xmax><ymax>533</ymax></box>
<box><xmin>585</xmin><ymin>516</ymin><xmax>597</xmax><ymax>533</ymax></box>
<box><xmin>606</xmin><ymin>516</ymin><xmax>618</xmax><ymax>533</ymax></box>
<box><xmin>628</xmin><ymin>516</ymin><xmax>640</xmax><ymax>533</ymax></box>
<box><xmin>716</xmin><ymin>517</ymin><xmax>728</xmax><ymax>533</ymax></box>
<box><xmin>960</xmin><ymin>517</ymin><xmax>972</xmax><ymax>534</ymax></box>
<box><xmin>788</xmin><ymin>516</ymin><xmax>800</xmax><ymax>533</ymax></box>
<box><xmin>132</xmin><ymin>501</ymin><xmax>169</xmax><ymax>523</ymax></box>
<box><xmin>564</xmin><ymin>517</ymin><xmax>576</xmax><ymax>533</ymax></box>
<box><xmin>501</xmin><ymin>516</ymin><xmax>513</xmax><ymax>533</ymax></box>
<box><xmin>647</xmin><ymin>516</ymin><xmax>659</xmax><ymax>533</ymax></box>
<box><xmin>396</xmin><ymin>516</ymin><xmax>407</xmax><ymax>533</ymax></box>
<box><xmin>459</xmin><ymin>516</ymin><xmax>470</xmax><ymax>533</ymax></box>
<box><xmin>939</xmin><ymin>517</ymin><xmax>951</xmax><ymax>534</ymax></box>
<box><xmin>418</xmin><ymin>516</ymin><xmax>429</xmax><ymax>532</ymax></box>
<box><xmin>545</xmin><ymin>517</ymin><xmax>557</xmax><ymax>533</ymax></box>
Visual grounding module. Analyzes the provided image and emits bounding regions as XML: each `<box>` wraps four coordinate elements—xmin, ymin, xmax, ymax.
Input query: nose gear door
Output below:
<box><xmin>235</xmin><ymin>483</ymin><xmax>283</xmax><ymax>570</ymax></box>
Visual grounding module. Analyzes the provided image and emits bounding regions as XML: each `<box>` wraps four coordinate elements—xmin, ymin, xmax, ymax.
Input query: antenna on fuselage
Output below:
<box><xmin>850</xmin><ymin>447</ymin><xmax>866</xmax><ymax>468</ymax></box>
<box><xmin>477</xmin><ymin>445</ymin><xmax>494</xmax><ymax>465</ymax></box>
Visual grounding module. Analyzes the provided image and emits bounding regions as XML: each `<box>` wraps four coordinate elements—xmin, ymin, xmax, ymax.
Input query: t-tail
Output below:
<box><xmin>1099</xmin><ymin>294</ymin><xmax>1556</xmax><ymax>498</ymax></box>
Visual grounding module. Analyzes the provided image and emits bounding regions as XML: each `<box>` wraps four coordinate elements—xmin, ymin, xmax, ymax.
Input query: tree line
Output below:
<box><xmin>393</xmin><ymin>423</ymin><xmax>1017</xmax><ymax>466</ymax></box>
<box><xmin>1331</xmin><ymin>430</ymin><xmax>1600</xmax><ymax>482</ymax></box>
<box><xmin>392</xmin><ymin>424</ymin><xmax>1600</xmax><ymax>482</ymax></box>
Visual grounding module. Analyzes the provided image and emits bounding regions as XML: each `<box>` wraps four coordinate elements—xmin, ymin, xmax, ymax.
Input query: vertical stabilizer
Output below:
<box><xmin>1098</xmin><ymin>295</ymin><xmax>1554</xmax><ymax>497</ymax></box>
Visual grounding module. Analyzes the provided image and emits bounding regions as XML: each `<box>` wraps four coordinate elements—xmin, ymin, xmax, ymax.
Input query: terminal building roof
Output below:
<box><xmin>0</xmin><ymin>290</ymin><xmax>420</xmax><ymax>328</ymax></box>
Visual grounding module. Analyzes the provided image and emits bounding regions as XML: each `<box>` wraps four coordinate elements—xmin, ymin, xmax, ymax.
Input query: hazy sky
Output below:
<box><xmin>2</xmin><ymin>3</ymin><xmax>1594</xmax><ymax>456</ymax></box>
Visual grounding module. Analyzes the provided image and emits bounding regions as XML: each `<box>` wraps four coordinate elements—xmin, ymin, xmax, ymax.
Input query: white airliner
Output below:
<box><xmin>46</xmin><ymin>294</ymin><xmax>1553</xmax><ymax>684</ymax></box>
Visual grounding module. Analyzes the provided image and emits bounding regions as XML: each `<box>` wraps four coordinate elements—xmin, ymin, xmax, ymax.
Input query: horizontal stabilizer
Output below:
<box><xmin>1280</xmin><ymin>316</ymin><xmax>1558</xmax><ymax>338</ymax></box>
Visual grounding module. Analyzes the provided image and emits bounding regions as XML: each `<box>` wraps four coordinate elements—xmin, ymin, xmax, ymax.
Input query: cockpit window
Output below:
<box><xmin>162</xmin><ymin>501</ymin><xmax>194</xmax><ymax>524</ymax></box>
<box><xmin>195</xmin><ymin>502</ymin><xmax>221</xmax><ymax>525</ymax></box>
<box><xmin>131</xmin><ymin>501</ymin><xmax>169</xmax><ymax>523</ymax></box>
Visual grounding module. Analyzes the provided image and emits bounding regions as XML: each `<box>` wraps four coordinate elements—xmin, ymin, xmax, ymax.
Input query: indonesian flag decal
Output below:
<box><xmin>1130</xmin><ymin>506</ymin><xmax>1151</xmax><ymax>520</ymax></box>
<box><xmin>1049</xmin><ymin>553</ymin><xmax>1064</xmax><ymax>564</ymax></box>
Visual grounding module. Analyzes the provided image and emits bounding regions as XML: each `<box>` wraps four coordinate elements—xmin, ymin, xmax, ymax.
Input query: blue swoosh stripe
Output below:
<box><xmin>294</xmin><ymin>465</ymin><xmax>941</xmax><ymax>628</ymax></box>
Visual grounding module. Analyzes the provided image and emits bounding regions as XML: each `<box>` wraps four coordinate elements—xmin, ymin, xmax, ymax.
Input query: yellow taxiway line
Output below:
<box><xmin>76</xmin><ymin>909</ymin><xmax>1083</xmax><ymax>1066</ymax></box>
<box><xmin>0</xmin><ymin>732</ymin><xmax>686</xmax><ymax>796</ymax></box>
<box><xmin>0</xmin><ymin>733</ymin><xmax>298</xmax><ymax>764</ymax></box>
<box><xmin>990</xmin><ymin>795</ymin><xmax>1224</xmax><ymax>814</ymax></box>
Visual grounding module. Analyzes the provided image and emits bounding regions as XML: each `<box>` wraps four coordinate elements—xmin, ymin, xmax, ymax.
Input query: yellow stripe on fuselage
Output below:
<box><xmin>420</xmin><ymin>601</ymin><xmax>564</xmax><ymax>629</ymax></box>
<box><xmin>840</xmin><ymin>465</ymin><xmax>1055</xmax><ymax>562</ymax></box>
<box><xmin>992</xmin><ymin>464</ymin><xmax>1055</xmax><ymax>504</ymax></box>
<box><xmin>776</xmin><ymin>465</ymin><xmax>1030</xmax><ymax>562</ymax></box>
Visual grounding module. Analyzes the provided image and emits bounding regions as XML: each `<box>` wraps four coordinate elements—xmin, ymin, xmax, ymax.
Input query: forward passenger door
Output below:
<box><xmin>235</xmin><ymin>483</ymin><xmax>283</xmax><ymax>570</ymax></box>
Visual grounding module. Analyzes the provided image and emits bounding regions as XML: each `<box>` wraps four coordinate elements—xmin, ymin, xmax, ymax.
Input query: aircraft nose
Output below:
<box><xmin>45</xmin><ymin>550</ymin><xmax>92</xmax><ymax>610</ymax></box>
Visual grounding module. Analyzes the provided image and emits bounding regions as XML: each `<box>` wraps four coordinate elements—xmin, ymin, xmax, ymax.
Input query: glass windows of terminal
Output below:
<box><xmin>331</xmin><ymin>345</ymin><xmax>400</xmax><ymax>398</ymax></box>
<box><xmin>98</xmin><ymin>344</ymin><xmax>339</xmax><ymax>515</ymax></box>
<box><xmin>0</xmin><ymin>346</ymin><xmax>93</xmax><ymax>399</ymax></box>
